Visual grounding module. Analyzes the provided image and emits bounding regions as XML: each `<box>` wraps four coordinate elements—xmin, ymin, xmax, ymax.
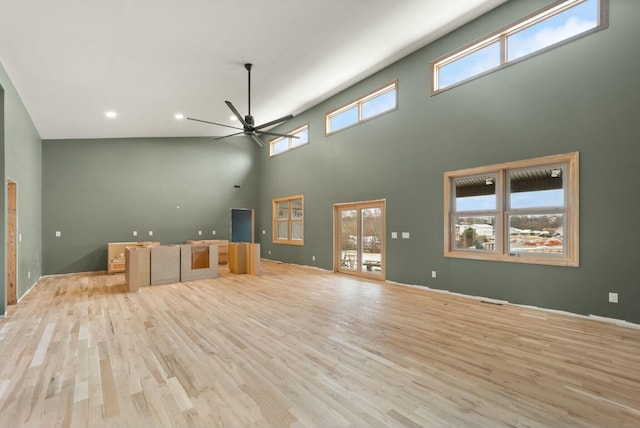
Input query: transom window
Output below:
<box><xmin>432</xmin><ymin>0</ymin><xmax>607</xmax><ymax>94</ymax></box>
<box><xmin>269</xmin><ymin>124</ymin><xmax>309</xmax><ymax>157</ymax></box>
<box><xmin>273</xmin><ymin>195</ymin><xmax>304</xmax><ymax>245</ymax></box>
<box><xmin>326</xmin><ymin>81</ymin><xmax>398</xmax><ymax>135</ymax></box>
<box><xmin>444</xmin><ymin>152</ymin><xmax>579</xmax><ymax>267</ymax></box>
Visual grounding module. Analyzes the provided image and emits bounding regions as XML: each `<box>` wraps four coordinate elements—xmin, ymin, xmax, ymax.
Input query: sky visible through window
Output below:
<box><xmin>329</xmin><ymin>85</ymin><xmax>397</xmax><ymax>133</ymax></box>
<box><xmin>438</xmin><ymin>0</ymin><xmax>598</xmax><ymax>89</ymax></box>
<box><xmin>362</xmin><ymin>90</ymin><xmax>396</xmax><ymax>120</ymax></box>
<box><xmin>331</xmin><ymin>106</ymin><xmax>358</xmax><ymax>132</ymax></box>
<box><xmin>456</xmin><ymin>187</ymin><xmax>564</xmax><ymax>211</ymax></box>
<box><xmin>439</xmin><ymin>42</ymin><xmax>500</xmax><ymax>89</ymax></box>
<box><xmin>292</xmin><ymin>128</ymin><xmax>308</xmax><ymax>147</ymax></box>
<box><xmin>456</xmin><ymin>194</ymin><xmax>496</xmax><ymax>212</ymax></box>
<box><xmin>510</xmin><ymin>189</ymin><xmax>564</xmax><ymax>209</ymax></box>
<box><xmin>508</xmin><ymin>0</ymin><xmax>598</xmax><ymax>61</ymax></box>
<box><xmin>271</xmin><ymin>125</ymin><xmax>309</xmax><ymax>156</ymax></box>
<box><xmin>272</xmin><ymin>138</ymin><xmax>289</xmax><ymax>155</ymax></box>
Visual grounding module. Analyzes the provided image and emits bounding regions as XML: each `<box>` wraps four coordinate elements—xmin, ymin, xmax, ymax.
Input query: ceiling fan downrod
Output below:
<box><xmin>245</xmin><ymin>63</ymin><xmax>252</xmax><ymax>119</ymax></box>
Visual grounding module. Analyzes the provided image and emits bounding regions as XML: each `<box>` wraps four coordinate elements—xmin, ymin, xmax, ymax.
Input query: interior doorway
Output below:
<box><xmin>334</xmin><ymin>199</ymin><xmax>385</xmax><ymax>279</ymax></box>
<box><xmin>231</xmin><ymin>208</ymin><xmax>254</xmax><ymax>243</ymax></box>
<box><xmin>7</xmin><ymin>179</ymin><xmax>17</xmax><ymax>305</ymax></box>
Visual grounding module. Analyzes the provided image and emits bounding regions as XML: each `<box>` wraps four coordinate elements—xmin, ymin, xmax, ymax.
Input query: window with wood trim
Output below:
<box><xmin>273</xmin><ymin>195</ymin><xmax>304</xmax><ymax>245</ymax></box>
<box><xmin>326</xmin><ymin>81</ymin><xmax>397</xmax><ymax>135</ymax></box>
<box><xmin>432</xmin><ymin>0</ymin><xmax>607</xmax><ymax>94</ymax></box>
<box><xmin>444</xmin><ymin>152</ymin><xmax>579</xmax><ymax>267</ymax></box>
<box><xmin>269</xmin><ymin>124</ymin><xmax>309</xmax><ymax>157</ymax></box>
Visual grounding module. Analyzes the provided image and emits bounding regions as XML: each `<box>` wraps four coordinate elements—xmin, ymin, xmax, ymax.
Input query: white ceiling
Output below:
<box><xmin>0</xmin><ymin>0</ymin><xmax>506</xmax><ymax>140</ymax></box>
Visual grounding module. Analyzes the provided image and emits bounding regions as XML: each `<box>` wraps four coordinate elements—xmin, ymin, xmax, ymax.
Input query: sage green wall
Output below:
<box><xmin>42</xmin><ymin>137</ymin><xmax>260</xmax><ymax>274</ymax></box>
<box><xmin>258</xmin><ymin>0</ymin><xmax>640</xmax><ymax>323</ymax></box>
<box><xmin>0</xmin><ymin>61</ymin><xmax>43</xmax><ymax>316</ymax></box>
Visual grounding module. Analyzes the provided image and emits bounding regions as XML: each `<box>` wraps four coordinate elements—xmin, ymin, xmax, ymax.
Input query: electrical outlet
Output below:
<box><xmin>268</xmin><ymin>250</ymin><xmax>271</xmax><ymax>255</ymax></box>
<box><xmin>432</xmin><ymin>271</ymin><xmax>437</xmax><ymax>278</ymax></box>
<box><xmin>312</xmin><ymin>256</ymin><xmax>316</xmax><ymax>261</ymax></box>
<box><xmin>198</xmin><ymin>230</ymin><xmax>202</xmax><ymax>236</ymax></box>
<box><xmin>148</xmin><ymin>231</ymin><xmax>153</xmax><ymax>236</ymax></box>
<box><xmin>609</xmin><ymin>292</ymin><xmax>618</xmax><ymax>303</ymax></box>
<box><xmin>212</xmin><ymin>230</ymin><xmax>216</xmax><ymax>235</ymax></box>
<box><xmin>133</xmin><ymin>230</ymin><xmax>137</xmax><ymax>237</ymax></box>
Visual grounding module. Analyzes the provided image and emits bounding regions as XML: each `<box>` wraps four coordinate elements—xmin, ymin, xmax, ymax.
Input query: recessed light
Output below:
<box><xmin>174</xmin><ymin>113</ymin><xmax>185</xmax><ymax>120</ymax></box>
<box><xmin>105</xmin><ymin>111</ymin><xmax>117</xmax><ymax>118</ymax></box>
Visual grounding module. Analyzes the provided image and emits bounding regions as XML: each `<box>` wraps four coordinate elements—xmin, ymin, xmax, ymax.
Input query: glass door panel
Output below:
<box><xmin>360</xmin><ymin>207</ymin><xmax>383</xmax><ymax>275</ymax></box>
<box><xmin>339</xmin><ymin>209</ymin><xmax>358</xmax><ymax>271</ymax></box>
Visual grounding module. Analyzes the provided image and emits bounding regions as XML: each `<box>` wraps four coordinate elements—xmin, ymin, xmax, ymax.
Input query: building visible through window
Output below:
<box><xmin>444</xmin><ymin>152</ymin><xmax>579</xmax><ymax>267</ymax></box>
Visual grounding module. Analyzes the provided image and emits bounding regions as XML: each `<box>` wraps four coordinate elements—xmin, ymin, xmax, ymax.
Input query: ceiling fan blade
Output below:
<box><xmin>213</xmin><ymin>131</ymin><xmax>245</xmax><ymax>140</ymax></box>
<box><xmin>249</xmin><ymin>133</ymin><xmax>265</xmax><ymax>147</ymax></box>
<box><xmin>187</xmin><ymin>117</ymin><xmax>244</xmax><ymax>131</ymax></box>
<box><xmin>257</xmin><ymin>130</ymin><xmax>300</xmax><ymax>139</ymax></box>
<box><xmin>225</xmin><ymin>101</ymin><xmax>250</xmax><ymax>128</ymax></box>
<box><xmin>254</xmin><ymin>114</ymin><xmax>295</xmax><ymax>130</ymax></box>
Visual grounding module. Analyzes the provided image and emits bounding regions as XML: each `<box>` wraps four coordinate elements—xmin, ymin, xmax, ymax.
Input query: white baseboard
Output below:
<box><xmin>386</xmin><ymin>279</ymin><xmax>639</xmax><ymax>329</ymax></box>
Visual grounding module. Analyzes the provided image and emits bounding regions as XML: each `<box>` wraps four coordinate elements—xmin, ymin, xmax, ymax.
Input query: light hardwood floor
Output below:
<box><xmin>1</xmin><ymin>261</ymin><xmax>639</xmax><ymax>427</ymax></box>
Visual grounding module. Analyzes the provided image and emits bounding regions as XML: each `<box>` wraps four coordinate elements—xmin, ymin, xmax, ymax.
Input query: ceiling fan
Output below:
<box><xmin>188</xmin><ymin>63</ymin><xmax>296</xmax><ymax>147</ymax></box>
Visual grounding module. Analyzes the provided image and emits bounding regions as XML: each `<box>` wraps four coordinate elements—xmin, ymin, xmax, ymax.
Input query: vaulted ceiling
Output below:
<box><xmin>0</xmin><ymin>0</ymin><xmax>506</xmax><ymax>140</ymax></box>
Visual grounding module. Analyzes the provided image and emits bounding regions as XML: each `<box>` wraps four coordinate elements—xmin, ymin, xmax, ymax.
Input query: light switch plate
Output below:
<box><xmin>391</xmin><ymin>232</ymin><xmax>398</xmax><ymax>239</ymax></box>
<box><xmin>402</xmin><ymin>232</ymin><xmax>410</xmax><ymax>239</ymax></box>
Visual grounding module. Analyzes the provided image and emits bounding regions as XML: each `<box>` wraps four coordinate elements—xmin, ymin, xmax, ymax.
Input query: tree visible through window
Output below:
<box><xmin>444</xmin><ymin>152</ymin><xmax>579</xmax><ymax>267</ymax></box>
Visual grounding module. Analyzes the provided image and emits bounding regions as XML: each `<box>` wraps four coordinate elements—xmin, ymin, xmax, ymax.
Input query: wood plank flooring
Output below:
<box><xmin>0</xmin><ymin>261</ymin><xmax>639</xmax><ymax>427</ymax></box>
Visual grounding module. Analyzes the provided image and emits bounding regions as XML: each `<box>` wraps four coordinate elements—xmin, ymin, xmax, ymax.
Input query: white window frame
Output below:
<box><xmin>444</xmin><ymin>152</ymin><xmax>579</xmax><ymax>267</ymax></box>
<box><xmin>269</xmin><ymin>124</ymin><xmax>309</xmax><ymax>157</ymax></box>
<box><xmin>325</xmin><ymin>81</ymin><xmax>398</xmax><ymax>136</ymax></box>
<box><xmin>431</xmin><ymin>0</ymin><xmax>608</xmax><ymax>94</ymax></box>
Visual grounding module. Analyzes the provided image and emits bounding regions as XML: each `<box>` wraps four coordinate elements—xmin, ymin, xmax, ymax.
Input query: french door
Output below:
<box><xmin>334</xmin><ymin>200</ymin><xmax>385</xmax><ymax>279</ymax></box>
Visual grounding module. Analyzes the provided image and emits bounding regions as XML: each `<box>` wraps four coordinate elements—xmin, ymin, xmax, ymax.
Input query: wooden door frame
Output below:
<box><xmin>7</xmin><ymin>179</ymin><xmax>17</xmax><ymax>305</ymax></box>
<box><xmin>333</xmin><ymin>199</ymin><xmax>386</xmax><ymax>280</ymax></box>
